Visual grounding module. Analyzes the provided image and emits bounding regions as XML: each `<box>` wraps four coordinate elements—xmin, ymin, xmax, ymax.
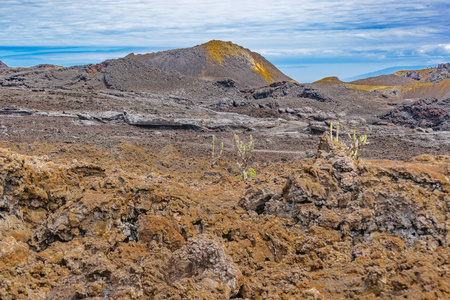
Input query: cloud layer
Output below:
<box><xmin>1</xmin><ymin>0</ymin><xmax>450</xmax><ymax>81</ymax></box>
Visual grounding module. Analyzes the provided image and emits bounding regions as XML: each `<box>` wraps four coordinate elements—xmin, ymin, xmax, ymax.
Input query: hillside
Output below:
<box><xmin>128</xmin><ymin>40</ymin><xmax>293</xmax><ymax>88</ymax></box>
<box><xmin>337</xmin><ymin>63</ymin><xmax>450</xmax><ymax>100</ymax></box>
<box><xmin>350</xmin><ymin>74</ymin><xmax>417</xmax><ymax>87</ymax></box>
<box><xmin>0</xmin><ymin>60</ymin><xmax>7</xmax><ymax>69</ymax></box>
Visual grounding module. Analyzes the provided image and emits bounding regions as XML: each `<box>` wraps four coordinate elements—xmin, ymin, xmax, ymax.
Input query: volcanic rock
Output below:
<box><xmin>381</xmin><ymin>98</ymin><xmax>450</xmax><ymax>130</ymax></box>
<box><xmin>241</xmin><ymin>133</ymin><xmax>450</xmax><ymax>247</ymax></box>
<box><xmin>245</xmin><ymin>81</ymin><xmax>330</xmax><ymax>102</ymax></box>
<box><xmin>404</xmin><ymin>70</ymin><xmax>423</xmax><ymax>81</ymax></box>
<box><xmin>0</xmin><ymin>60</ymin><xmax>8</xmax><ymax>69</ymax></box>
<box><xmin>426</xmin><ymin>63</ymin><xmax>450</xmax><ymax>83</ymax></box>
<box><xmin>167</xmin><ymin>235</ymin><xmax>243</xmax><ymax>297</ymax></box>
<box><xmin>138</xmin><ymin>215</ymin><xmax>185</xmax><ymax>251</ymax></box>
<box><xmin>0</xmin><ymin>136</ymin><xmax>448</xmax><ymax>299</ymax></box>
<box><xmin>213</xmin><ymin>78</ymin><xmax>236</xmax><ymax>89</ymax></box>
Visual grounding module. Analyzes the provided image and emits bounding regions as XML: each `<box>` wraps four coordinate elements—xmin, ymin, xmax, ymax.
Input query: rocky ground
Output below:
<box><xmin>0</xmin><ymin>133</ymin><xmax>449</xmax><ymax>299</ymax></box>
<box><xmin>0</xmin><ymin>65</ymin><xmax>449</xmax><ymax>162</ymax></box>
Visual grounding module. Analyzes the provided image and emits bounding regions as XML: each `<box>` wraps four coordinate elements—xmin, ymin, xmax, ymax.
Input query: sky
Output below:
<box><xmin>1</xmin><ymin>0</ymin><xmax>450</xmax><ymax>82</ymax></box>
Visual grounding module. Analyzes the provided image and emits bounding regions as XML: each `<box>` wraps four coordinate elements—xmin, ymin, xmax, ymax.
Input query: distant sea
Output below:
<box><xmin>343</xmin><ymin>65</ymin><xmax>431</xmax><ymax>82</ymax></box>
<box><xmin>0</xmin><ymin>46</ymin><xmax>168</xmax><ymax>68</ymax></box>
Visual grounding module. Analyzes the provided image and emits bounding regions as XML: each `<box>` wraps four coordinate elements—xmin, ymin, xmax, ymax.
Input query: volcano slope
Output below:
<box><xmin>0</xmin><ymin>41</ymin><xmax>450</xmax><ymax>299</ymax></box>
<box><xmin>126</xmin><ymin>40</ymin><xmax>293</xmax><ymax>88</ymax></box>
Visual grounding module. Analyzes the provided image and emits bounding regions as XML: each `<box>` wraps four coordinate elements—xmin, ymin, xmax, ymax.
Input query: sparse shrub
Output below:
<box><xmin>329</xmin><ymin>121</ymin><xmax>368</xmax><ymax>160</ymax></box>
<box><xmin>348</xmin><ymin>130</ymin><xmax>367</xmax><ymax>160</ymax></box>
<box><xmin>233</xmin><ymin>134</ymin><xmax>255</xmax><ymax>179</ymax></box>
<box><xmin>211</xmin><ymin>135</ymin><xmax>224</xmax><ymax>167</ymax></box>
<box><xmin>330</xmin><ymin>121</ymin><xmax>340</xmax><ymax>142</ymax></box>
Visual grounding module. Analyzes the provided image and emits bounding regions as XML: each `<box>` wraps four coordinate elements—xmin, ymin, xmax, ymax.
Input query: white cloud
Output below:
<box><xmin>444</xmin><ymin>44</ymin><xmax>450</xmax><ymax>53</ymax></box>
<box><xmin>1</xmin><ymin>0</ymin><xmax>449</xmax><ymax>81</ymax></box>
<box><xmin>1</xmin><ymin>0</ymin><xmax>449</xmax><ymax>47</ymax></box>
<box><xmin>417</xmin><ymin>44</ymin><xmax>450</xmax><ymax>55</ymax></box>
<box><xmin>257</xmin><ymin>48</ymin><xmax>317</xmax><ymax>56</ymax></box>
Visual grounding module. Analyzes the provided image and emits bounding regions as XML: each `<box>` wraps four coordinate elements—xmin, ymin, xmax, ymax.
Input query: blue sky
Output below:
<box><xmin>1</xmin><ymin>0</ymin><xmax>450</xmax><ymax>82</ymax></box>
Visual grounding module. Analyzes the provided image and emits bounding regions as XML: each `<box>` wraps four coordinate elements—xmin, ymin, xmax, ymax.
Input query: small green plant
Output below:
<box><xmin>233</xmin><ymin>134</ymin><xmax>255</xmax><ymax>179</ymax></box>
<box><xmin>246</xmin><ymin>167</ymin><xmax>257</xmax><ymax>178</ymax></box>
<box><xmin>330</xmin><ymin>121</ymin><xmax>340</xmax><ymax>142</ymax></box>
<box><xmin>211</xmin><ymin>135</ymin><xmax>224</xmax><ymax>167</ymax></box>
<box><xmin>235</xmin><ymin>167</ymin><xmax>257</xmax><ymax>179</ymax></box>
<box><xmin>348</xmin><ymin>130</ymin><xmax>367</xmax><ymax>160</ymax></box>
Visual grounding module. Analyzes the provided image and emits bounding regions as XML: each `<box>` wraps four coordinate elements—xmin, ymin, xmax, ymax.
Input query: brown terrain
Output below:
<box><xmin>0</xmin><ymin>41</ymin><xmax>449</xmax><ymax>299</ymax></box>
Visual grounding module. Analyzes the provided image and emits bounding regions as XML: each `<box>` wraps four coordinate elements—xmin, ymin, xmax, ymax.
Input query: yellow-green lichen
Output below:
<box><xmin>203</xmin><ymin>40</ymin><xmax>250</xmax><ymax>65</ymax></box>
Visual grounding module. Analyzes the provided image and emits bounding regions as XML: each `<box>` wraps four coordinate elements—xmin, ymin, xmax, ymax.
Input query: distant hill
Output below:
<box><xmin>344</xmin><ymin>66</ymin><xmax>428</xmax><ymax>82</ymax></box>
<box><xmin>315</xmin><ymin>64</ymin><xmax>450</xmax><ymax>100</ymax></box>
<box><xmin>128</xmin><ymin>40</ymin><xmax>293</xmax><ymax>88</ymax></box>
<box><xmin>394</xmin><ymin>63</ymin><xmax>450</xmax><ymax>99</ymax></box>
<box><xmin>313</xmin><ymin>76</ymin><xmax>344</xmax><ymax>85</ymax></box>
<box><xmin>0</xmin><ymin>60</ymin><xmax>8</xmax><ymax>69</ymax></box>
<box><xmin>350</xmin><ymin>74</ymin><xmax>417</xmax><ymax>87</ymax></box>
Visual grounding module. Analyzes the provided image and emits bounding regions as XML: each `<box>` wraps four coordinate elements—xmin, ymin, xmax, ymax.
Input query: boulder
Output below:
<box><xmin>137</xmin><ymin>215</ymin><xmax>185</xmax><ymax>251</ymax></box>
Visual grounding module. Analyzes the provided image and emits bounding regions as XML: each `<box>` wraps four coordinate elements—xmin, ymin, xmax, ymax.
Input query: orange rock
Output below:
<box><xmin>0</xmin><ymin>236</ymin><xmax>30</xmax><ymax>268</ymax></box>
<box><xmin>0</xmin><ymin>141</ymin><xmax>449</xmax><ymax>299</ymax></box>
<box><xmin>137</xmin><ymin>215</ymin><xmax>185</xmax><ymax>251</ymax></box>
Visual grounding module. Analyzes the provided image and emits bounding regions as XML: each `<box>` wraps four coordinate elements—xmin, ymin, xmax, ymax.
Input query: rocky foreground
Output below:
<box><xmin>0</xmin><ymin>133</ymin><xmax>449</xmax><ymax>299</ymax></box>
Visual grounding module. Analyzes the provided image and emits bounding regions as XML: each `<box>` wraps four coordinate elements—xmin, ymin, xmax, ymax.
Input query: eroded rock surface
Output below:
<box><xmin>0</xmin><ymin>137</ymin><xmax>449</xmax><ymax>299</ymax></box>
<box><xmin>426</xmin><ymin>63</ymin><xmax>450</xmax><ymax>83</ymax></box>
<box><xmin>241</xmin><ymin>133</ymin><xmax>450</xmax><ymax>247</ymax></box>
<box><xmin>381</xmin><ymin>98</ymin><xmax>450</xmax><ymax>131</ymax></box>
